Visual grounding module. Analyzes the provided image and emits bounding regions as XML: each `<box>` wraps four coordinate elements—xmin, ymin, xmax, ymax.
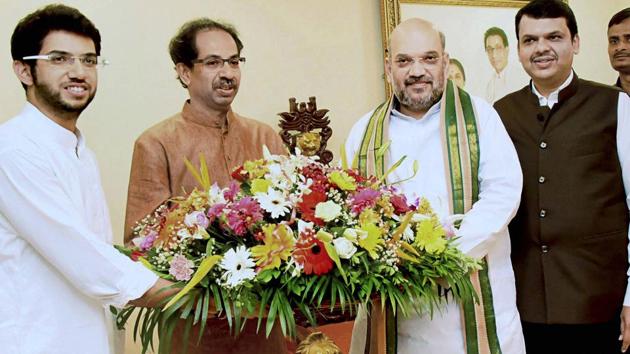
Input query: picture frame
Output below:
<box><xmin>379</xmin><ymin>0</ymin><xmax>560</xmax><ymax>103</ymax></box>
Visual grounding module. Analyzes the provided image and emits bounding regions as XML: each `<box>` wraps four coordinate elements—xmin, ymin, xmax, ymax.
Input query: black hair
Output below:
<box><xmin>484</xmin><ymin>27</ymin><xmax>509</xmax><ymax>48</ymax></box>
<box><xmin>515</xmin><ymin>0</ymin><xmax>578</xmax><ymax>39</ymax></box>
<box><xmin>609</xmin><ymin>8</ymin><xmax>630</xmax><ymax>28</ymax></box>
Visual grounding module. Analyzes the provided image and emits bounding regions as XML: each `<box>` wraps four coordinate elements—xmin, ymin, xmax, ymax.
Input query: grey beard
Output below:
<box><xmin>397</xmin><ymin>84</ymin><xmax>443</xmax><ymax>112</ymax></box>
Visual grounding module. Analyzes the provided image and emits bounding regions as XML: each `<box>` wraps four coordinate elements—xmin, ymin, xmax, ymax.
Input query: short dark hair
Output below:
<box><xmin>11</xmin><ymin>4</ymin><xmax>101</xmax><ymax>61</ymax></box>
<box><xmin>484</xmin><ymin>27</ymin><xmax>509</xmax><ymax>48</ymax></box>
<box><xmin>515</xmin><ymin>0</ymin><xmax>578</xmax><ymax>40</ymax></box>
<box><xmin>11</xmin><ymin>4</ymin><xmax>101</xmax><ymax>90</ymax></box>
<box><xmin>169</xmin><ymin>18</ymin><xmax>243</xmax><ymax>68</ymax></box>
<box><xmin>609</xmin><ymin>8</ymin><xmax>630</xmax><ymax>28</ymax></box>
<box><xmin>449</xmin><ymin>58</ymin><xmax>466</xmax><ymax>82</ymax></box>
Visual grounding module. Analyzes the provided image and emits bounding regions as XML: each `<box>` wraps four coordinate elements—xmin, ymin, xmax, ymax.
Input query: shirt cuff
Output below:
<box><xmin>624</xmin><ymin>281</ymin><xmax>630</xmax><ymax>307</ymax></box>
<box><xmin>109</xmin><ymin>261</ymin><xmax>158</xmax><ymax>309</ymax></box>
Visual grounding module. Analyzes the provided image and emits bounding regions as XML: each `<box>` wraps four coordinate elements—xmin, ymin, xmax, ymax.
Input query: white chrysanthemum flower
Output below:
<box><xmin>255</xmin><ymin>189</ymin><xmax>291</xmax><ymax>218</ymax></box>
<box><xmin>219</xmin><ymin>246</ymin><xmax>256</xmax><ymax>288</ymax></box>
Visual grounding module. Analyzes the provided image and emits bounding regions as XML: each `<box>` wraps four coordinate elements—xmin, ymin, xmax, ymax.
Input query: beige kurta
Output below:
<box><xmin>125</xmin><ymin>100</ymin><xmax>287</xmax><ymax>354</ymax></box>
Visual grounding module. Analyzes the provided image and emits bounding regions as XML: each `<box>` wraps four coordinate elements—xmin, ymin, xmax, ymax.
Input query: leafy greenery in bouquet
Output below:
<box><xmin>113</xmin><ymin>147</ymin><xmax>480</xmax><ymax>353</ymax></box>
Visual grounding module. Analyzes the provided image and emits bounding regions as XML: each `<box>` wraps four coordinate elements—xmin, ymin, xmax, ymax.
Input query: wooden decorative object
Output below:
<box><xmin>278</xmin><ymin>97</ymin><xmax>333</xmax><ymax>164</ymax></box>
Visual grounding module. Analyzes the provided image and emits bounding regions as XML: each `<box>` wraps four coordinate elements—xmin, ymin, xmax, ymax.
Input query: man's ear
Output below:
<box><xmin>384</xmin><ymin>55</ymin><xmax>393</xmax><ymax>84</ymax></box>
<box><xmin>572</xmin><ymin>34</ymin><xmax>580</xmax><ymax>55</ymax></box>
<box><xmin>13</xmin><ymin>60</ymin><xmax>34</xmax><ymax>87</ymax></box>
<box><xmin>175</xmin><ymin>63</ymin><xmax>192</xmax><ymax>87</ymax></box>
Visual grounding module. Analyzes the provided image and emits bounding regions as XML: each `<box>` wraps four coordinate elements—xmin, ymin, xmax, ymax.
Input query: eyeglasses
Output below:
<box><xmin>22</xmin><ymin>51</ymin><xmax>109</xmax><ymax>68</ymax></box>
<box><xmin>192</xmin><ymin>56</ymin><xmax>246</xmax><ymax>70</ymax></box>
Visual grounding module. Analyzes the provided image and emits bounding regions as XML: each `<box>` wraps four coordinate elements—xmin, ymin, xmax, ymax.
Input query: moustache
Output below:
<box><xmin>614</xmin><ymin>52</ymin><xmax>630</xmax><ymax>59</ymax></box>
<box><xmin>405</xmin><ymin>76</ymin><xmax>433</xmax><ymax>86</ymax></box>
<box><xmin>213</xmin><ymin>79</ymin><xmax>236</xmax><ymax>90</ymax></box>
<box><xmin>531</xmin><ymin>52</ymin><xmax>558</xmax><ymax>63</ymax></box>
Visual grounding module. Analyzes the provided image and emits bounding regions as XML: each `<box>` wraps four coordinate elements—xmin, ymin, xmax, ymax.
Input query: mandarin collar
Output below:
<box><xmin>181</xmin><ymin>100</ymin><xmax>235</xmax><ymax>131</ymax></box>
<box><xmin>531</xmin><ymin>71</ymin><xmax>577</xmax><ymax>108</ymax></box>
<box><xmin>21</xmin><ymin>102</ymin><xmax>85</xmax><ymax>155</ymax></box>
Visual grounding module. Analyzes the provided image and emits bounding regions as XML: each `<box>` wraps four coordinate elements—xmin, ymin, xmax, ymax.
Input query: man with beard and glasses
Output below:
<box><xmin>124</xmin><ymin>18</ymin><xmax>287</xmax><ymax>354</ymax></box>
<box><xmin>0</xmin><ymin>4</ymin><xmax>175</xmax><ymax>354</ymax></box>
<box><xmin>346</xmin><ymin>18</ymin><xmax>525</xmax><ymax>354</ymax></box>
<box><xmin>608</xmin><ymin>8</ymin><xmax>630</xmax><ymax>94</ymax></box>
<box><xmin>493</xmin><ymin>0</ymin><xmax>630</xmax><ymax>353</ymax></box>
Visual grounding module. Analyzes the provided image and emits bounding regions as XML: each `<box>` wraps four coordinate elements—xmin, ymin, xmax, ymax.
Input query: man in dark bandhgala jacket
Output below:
<box><xmin>494</xmin><ymin>0</ymin><xmax>630</xmax><ymax>353</ymax></box>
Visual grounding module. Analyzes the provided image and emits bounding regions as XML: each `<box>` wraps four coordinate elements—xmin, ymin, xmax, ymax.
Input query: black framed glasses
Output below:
<box><xmin>192</xmin><ymin>55</ymin><xmax>246</xmax><ymax>70</ymax></box>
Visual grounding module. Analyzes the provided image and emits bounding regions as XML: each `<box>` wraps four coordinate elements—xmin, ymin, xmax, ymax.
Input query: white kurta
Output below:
<box><xmin>0</xmin><ymin>104</ymin><xmax>158</xmax><ymax>354</ymax></box>
<box><xmin>485</xmin><ymin>61</ymin><xmax>528</xmax><ymax>104</ymax></box>
<box><xmin>346</xmin><ymin>96</ymin><xmax>526</xmax><ymax>354</ymax></box>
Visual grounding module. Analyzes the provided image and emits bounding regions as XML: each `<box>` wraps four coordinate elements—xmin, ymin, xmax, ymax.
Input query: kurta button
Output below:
<box><xmin>541</xmin><ymin>245</ymin><xmax>549</xmax><ymax>253</ymax></box>
<box><xmin>538</xmin><ymin>176</ymin><xmax>546</xmax><ymax>183</ymax></box>
<box><xmin>539</xmin><ymin>209</ymin><xmax>547</xmax><ymax>218</ymax></box>
<box><xmin>540</xmin><ymin>141</ymin><xmax>547</xmax><ymax>149</ymax></box>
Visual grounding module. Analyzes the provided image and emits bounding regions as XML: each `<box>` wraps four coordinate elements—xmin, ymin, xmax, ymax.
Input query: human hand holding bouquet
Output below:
<box><xmin>113</xmin><ymin>147</ymin><xmax>480</xmax><ymax>353</ymax></box>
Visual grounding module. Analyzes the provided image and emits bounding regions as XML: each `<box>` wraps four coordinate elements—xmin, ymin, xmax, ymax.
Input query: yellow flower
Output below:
<box><xmin>377</xmin><ymin>196</ymin><xmax>395</xmax><ymax>217</ymax></box>
<box><xmin>414</xmin><ymin>219</ymin><xmax>446</xmax><ymax>254</ymax></box>
<box><xmin>358</xmin><ymin>222</ymin><xmax>385</xmax><ymax>259</ymax></box>
<box><xmin>359</xmin><ymin>209</ymin><xmax>380</xmax><ymax>226</ymax></box>
<box><xmin>329</xmin><ymin>171</ymin><xmax>357</xmax><ymax>191</ymax></box>
<box><xmin>315</xmin><ymin>201</ymin><xmax>342</xmax><ymax>222</ymax></box>
<box><xmin>251</xmin><ymin>178</ymin><xmax>271</xmax><ymax>194</ymax></box>
<box><xmin>251</xmin><ymin>224</ymin><xmax>295</xmax><ymax>270</ymax></box>
<box><xmin>244</xmin><ymin>160</ymin><xmax>268</xmax><ymax>179</ymax></box>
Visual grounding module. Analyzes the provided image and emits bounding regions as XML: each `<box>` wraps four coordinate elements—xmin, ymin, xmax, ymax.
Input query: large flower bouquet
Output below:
<box><xmin>114</xmin><ymin>148</ymin><xmax>480</xmax><ymax>353</ymax></box>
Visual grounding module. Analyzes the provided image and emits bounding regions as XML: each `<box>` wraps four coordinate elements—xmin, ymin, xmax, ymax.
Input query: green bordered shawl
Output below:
<box><xmin>357</xmin><ymin>80</ymin><xmax>501</xmax><ymax>354</ymax></box>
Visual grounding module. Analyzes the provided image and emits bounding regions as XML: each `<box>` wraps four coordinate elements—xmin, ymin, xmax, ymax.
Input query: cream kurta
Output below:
<box><xmin>0</xmin><ymin>104</ymin><xmax>157</xmax><ymax>354</ymax></box>
<box><xmin>125</xmin><ymin>101</ymin><xmax>287</xmax><ymax>354</ymax></box>
<box><xmin>346</xmin><ymin>96</ymin><xmax>525</xmax><ymax>354</ymax></box>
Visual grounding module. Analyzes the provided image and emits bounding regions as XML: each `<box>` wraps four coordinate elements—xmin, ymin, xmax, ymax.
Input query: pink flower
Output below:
<box><xmin>169</xmin><ymin>254</ymin><xmax>194</xmax><ymax>281</ymax></box>
<box><xmin>207</xmin><ymin>203</ymin><xmax>226</xmax><ymax>221</ymax></box>
<box><xmin>350</xmin><ymin>188</ymin><xmax>381</xmax><ymax>214</ymax></box>
<box><xmin>224</xmin><ymin>181</ymin><xmax>240</xmax><ymax>202</ymax></box>
<box><xmin>226</xmin><ymin>197</ymin><xmax>263</xmax><ymax>236</ymax></box>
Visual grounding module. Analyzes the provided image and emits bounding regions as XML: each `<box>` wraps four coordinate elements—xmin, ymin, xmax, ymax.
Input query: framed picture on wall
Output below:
<box><xmin>380</xmin><ymin>0</ymin><xmax>550</xmax><ymax>104</ymax></box>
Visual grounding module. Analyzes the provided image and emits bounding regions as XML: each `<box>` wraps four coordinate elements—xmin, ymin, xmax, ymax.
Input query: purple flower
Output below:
<box><xmin>350</xmin><ymin>188</ymin><xmax>381</xmax><ymax>214</ymax></box>
<box><xmin>169</xmin><ymin>254</ymin><xmax>194</xmax><ymax>281</ymax></box>
<box><xmin>136</xmin><ymin>230</ymin><xmax>157</xmax><ymax>251</ymax></box>
<box><xmin>184</xmin><ymin>210</ymin><xmax>210</xmax><ymax>229</ymax></box>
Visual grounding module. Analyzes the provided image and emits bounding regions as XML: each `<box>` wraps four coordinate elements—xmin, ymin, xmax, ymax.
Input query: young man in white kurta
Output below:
<box><xmin>0</xmin><ymin>103</ymin><xmax>158</xmax><ymax>354</ymax></box>
<box><xmin>346</xmin><ymin>18</ymin><xmax>525</xmax><ymax>354</ymax></box>
<box><xmin>0</xmin><ymin>5</ymin><xmax>167</xmax><ymax>354</ymax></box>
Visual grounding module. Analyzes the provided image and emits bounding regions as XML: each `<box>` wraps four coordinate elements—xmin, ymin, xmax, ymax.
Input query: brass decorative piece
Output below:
<box><xmin>278</xmin><ymin>97</ymin><xmax>333</xmax><ymax>164</ymax></box>
<box><xmin>295</xmin><ymin>332</ymin><xmax>342</xmax><ymax>354</ymax></box>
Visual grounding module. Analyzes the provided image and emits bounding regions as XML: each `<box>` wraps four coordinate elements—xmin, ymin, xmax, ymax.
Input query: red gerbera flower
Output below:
<box><xmin>296</xmin><ymin>190</ymin><xmax>327</xmax><ymax>226</ymax></box>
<box><xmin>293</xmin><ymin>232</ymin><xmax>334</xmax><ymax>275</ymax></box>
